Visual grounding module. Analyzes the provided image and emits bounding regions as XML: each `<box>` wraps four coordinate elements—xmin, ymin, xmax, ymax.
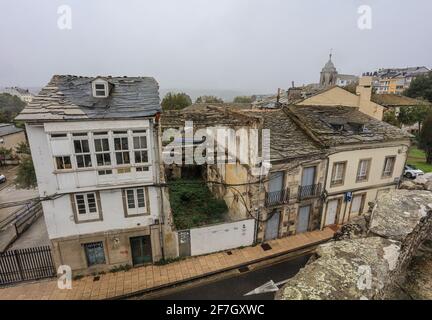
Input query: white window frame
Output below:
<box><xmin>55</xmin><ymin>156</ymin><xmax>72</xmax><ymax>170</ymax></box>
<box><xmin>93</xmin><ymin>132</ymin><xmax>112</xmax><ymax>167</ymax></box>
<box><xmin>73</xmin><ymin>134</ymin><xmax>92</xmax><ymax>169</ymax></box>
<box><xmin>125</xmin><ymin>187</ymin><xmax>147</xmax><ymax>216</ymax></box>
<box><xmin>92</xmin><ymin>80</ymin><xmax>109</xmax><ymax>98</ymax></box>
<box><xmin>383</xmin><ymin>156</ymin><xmax>396</xmax><ymax>177</ymax></box>
<box><xmin>132</xmin><ymin>130</ymin><xmax>150</xmax><ymax>166</ymax></box>
<box><xmin>113</xmin><ymin>131</ymin><xmax>131</xmax><ymax>166</ymax></box>
<box><xmin>74</xmin><ymin>192</ymin><xmax>100</xmax><ymax>222</ymax></box>
<box><xmin>356</xmin><ymin>159</ymin><xmax>371</xmax><ymax>182</ymax></box>
<box><xmin>331</xmin><ymin>161</ymin><xmax>346</xmax><ymax>186</ymax></box>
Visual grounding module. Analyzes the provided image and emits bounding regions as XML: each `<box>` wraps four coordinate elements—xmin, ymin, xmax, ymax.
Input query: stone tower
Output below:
<box><xmin>320</xmin><ymin>52</ymin><xmax>338</xmax><ymax>87</ymax></box>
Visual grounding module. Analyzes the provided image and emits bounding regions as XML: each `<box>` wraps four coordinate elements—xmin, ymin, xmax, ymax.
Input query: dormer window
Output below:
<box><xmin>330</xmin><ymin>123</ymin><xmax>344</xmax><ymax>131</ymax></box>
<box><xmin>92</xmin><ymin>79</ymin><xmax>109</xmax><ymax>98</ymax></box>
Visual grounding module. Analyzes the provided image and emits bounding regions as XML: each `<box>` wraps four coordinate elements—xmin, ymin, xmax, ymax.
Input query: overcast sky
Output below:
<box><xmin>0</xmin><ymin>0</ymin><xmax>431</xmax><ymax>94</ymax></box>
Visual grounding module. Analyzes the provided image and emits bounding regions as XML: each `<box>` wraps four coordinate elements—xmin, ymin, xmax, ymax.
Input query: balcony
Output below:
<box><xmin>298</xmin><ymin>183</ymin><xmax>321</xmax><ymax>201</ymax></box>
<box><xmin>265</xmin><ymin>189</ymin><xmax>290</xmax><ymax>207</ymax></box>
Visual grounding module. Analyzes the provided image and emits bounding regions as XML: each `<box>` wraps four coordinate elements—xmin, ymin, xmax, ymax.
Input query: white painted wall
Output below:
<box><xmin>26</xmin><ymin>120</ymin><xmax>157</xmax><ymax>196</ymax></box>
<box><xmin>42</xmin><ymin>186</ymin><xmax>161</xmax><ymax>239</ymax></box>
<box><xmin>25</xmin><ymin>119</ymin><xmax>162</xmax><ymax>240</ymax></box>
<box><xmin>190</xmin><ymin>219</ymin><xmax>255</xmax><ymax>256</ymax></box>
<box><xmin>326</xmin><ymin>144</ymin><xmax>408</xmax><ymax>194</ymax></box>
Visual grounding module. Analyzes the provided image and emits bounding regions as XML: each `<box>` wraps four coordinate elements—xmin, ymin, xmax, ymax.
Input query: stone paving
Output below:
<box><xmin>0</xmin><ymin>228</ymin><xmax>334</xmax><ymax>300</ymax></box>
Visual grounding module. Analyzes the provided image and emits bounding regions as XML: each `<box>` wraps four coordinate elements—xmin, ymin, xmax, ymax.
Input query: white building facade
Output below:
<box><xmin>16</xmin><ymin>75</ymin><xmax>175</xmax><ymax>274</ymax></box>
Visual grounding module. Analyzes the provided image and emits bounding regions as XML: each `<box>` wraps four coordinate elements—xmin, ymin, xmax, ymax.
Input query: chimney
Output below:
<box><xmin>291</xmin><ymin>81</ymin><xmax>295</xmax><ymax>88</ymax></box>
<box><xmin>276</xmin><ymin>88</ymin><xmax>281</xmax><ymax>104</ymax></box>
<box><xmin>356</xmin><ymin>76</ymin><xmax>373</xmax><ymax>113</ymax></box>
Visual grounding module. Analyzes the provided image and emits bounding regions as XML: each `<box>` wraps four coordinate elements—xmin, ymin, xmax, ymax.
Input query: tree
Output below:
<box><xmin>161</xmin><ymin>92</ymin><xmax>192</xmax><ymax>111</ymax></box>
<box><xmin>0</xmin><ymin>93</ymin><xmax>26</xmax><ymax>122</ymax></box>
<box><xmin>0</xmin><ymin>147</ymin><xmax>12</xmax><ymax>166</ymax></box>
<box><xmin>404</xmin><ymin>72</ymin><xmax>432</xmax><ymax>102</ymax></box>
<box><xmin>195</xmin><ymin>95</ymin><xmax>224</xmax><ymax>104</ymax></box>
<box><xmin>15</xmin><ymin>156</ymin><xmax>37</xmax><ymax>189</ymax></box>
<box><xmin>16</xmin><ymin>141</ymin><xmax>30</xmax><ymax>154</ymax></box>
<box><xmin>419</xmin><ymin>113</ymin><xmax>432</xmax><ymax>164</ymax></box>
<box><xmin>398</xmin><ymin>105</ymin><xmax>432</xmax><ymax>131</ymax></box>
<box><xmin>233</xmin><ymin>96</ymin><xmax>252</xmax><ymax>103</ymax></box>
<box><xmin>383</xmin><ymin>110</ymin><xmax>400</xmax><ymax>127</ymax></box>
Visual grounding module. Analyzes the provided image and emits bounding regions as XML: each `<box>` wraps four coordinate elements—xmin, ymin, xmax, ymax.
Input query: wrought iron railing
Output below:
<box><xmin>265</xmin><ymin>189</ymin><xmax>290</xmax><ymax>206</ymax></box>
<box><xmin>297</xmin><ymin>183</ymin><xmax>322</xmax><ymax>201</ymax></box>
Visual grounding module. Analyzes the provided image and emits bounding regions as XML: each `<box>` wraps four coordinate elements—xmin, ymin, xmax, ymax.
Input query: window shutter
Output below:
<box><xmin>70</xmin><ymin>194</ymin><xmax>78</xmax><ymax>223</ymax></box>
<box><xmin>121</xmin><ymin>189</ymin><xmax>128</xmax><ymax>217</ymax></box>
<box><xmin>96</xmin><ymin>191</ymin><xmax>103</xmax><ymax>220</ymax></box>
<box><xmin>144</xmin><ymin>187</ymin><xmax>150</xmax><ymax>215</ymax></box>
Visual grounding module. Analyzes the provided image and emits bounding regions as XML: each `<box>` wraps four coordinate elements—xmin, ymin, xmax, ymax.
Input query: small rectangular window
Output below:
<box><xmin>136</xmin><ymin>166</ymin><xmax>149</xmax><ymax>172</ymax></box>
<box><xmin>117</xmin><ymin>167</ymin><xmax>131</xmax><ymax>174</ymax></box>
<box><xmin>356</xmin><ymin>159</ymin><xmax>371</xmax><ymax>182</ymax></box>
<box><xmin>51</xmin><ymin>133</ymin><xmax>67</xmax><ymax>138</ymax></box>
<box><xmin>124</xmin><ymin>188</ymin><xmax>147</xmax><ymax>216</ymax></box>
<box><xmin>98</xmin><ymin>169</ymin><xmax>112</xmax><ymax>176</ymax></box>
<box><xmin>84</xmin><ymin>242</ymin><xmax>106</xmax><ymax>266</ymax></box>
<box><xmin>73</xmin><ymin>192</ymin><xmax>100</xmax><ymax>222</ymax></box>
<box><xmin>114</xmin><ymin>136</ymin><xmax>130</xmax><ymax>165</ymax></box>
<box><xmin>74</xmin><ymin>138</ymin><xmax>92</xmax><ymax>168</ymax></box>
<box><xmin>331</xmin><ymin>162</ymin><xmax>346</xmax><ymax>186</ymax></box>
<box><xmin>55</xmin><ymin>156</ymin><xmax>72</xmax><ymax>170</ymax></box>
<box><xmin>94</xmin><ymin>137</ymin><xmax>111</xmax><ymax>167</ymax></box>
<box><xmin>383</xmin><ymin>156</ymin><xmax>396</xmax><ymax>177</ymax></box>
<box><xmin>133</xmin><ymin>132</ymin><xmax>149</xmax><ymax>165</ymax></box>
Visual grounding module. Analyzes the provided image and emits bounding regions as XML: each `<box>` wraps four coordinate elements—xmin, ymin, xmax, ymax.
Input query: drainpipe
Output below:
<box><xmin>153</xmin><ymin>116</ymin><xmax>165</xmax><ymax>260</ymax></box>
<box><xmin>321</xmin><ymin>156</ymin><xmax>331</xmax><ymax>230</ymax></box>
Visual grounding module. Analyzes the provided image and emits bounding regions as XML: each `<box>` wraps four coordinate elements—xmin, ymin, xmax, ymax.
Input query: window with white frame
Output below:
<box><xmin>113</xmin><ymin>131</ymin><xmax>130</xmax><ymax>165</ymax></box>
<box><xmin>94</xmin><ymin>132</ymin><xmax>111</xmax><ymax>167</ymax></box>
<box><xmin>331</xmin><ymin>161</ymin><xmax>346</xmax><ymax>186</ymax></box>
<box><xmin>55</xmin><ymin>156</ymin><xmax>72</xmax><ymax>170</ymax></box>
<box><xmin>382</xmin><ymin>156</ymin><xmax>396</xmax><ymax>177</ymax></box>
<box><xmin>73</xmin><ymin>134</ymin><xmax>92</xmax><ymax>168</ymax></box>
<box><xmin>356</xmin><ymin>159</ymin><xmax>371</xmax><ymax>182</ymax></box>
<box><xmin>74</xmin><ymin>192</ymin><xmax>100</xmax><ymax>221</ymax></box>
<box><xmin>92</xmin><ymin>80</ymin><xmax>109</xmax><ymax>98</ymax></box>
<box><xmin>133</xmin><ymin>130</ymin><xmax>149</xmax><ymax>165</ymax></box>
<box><xmin>124</xmin><ymin>188</ymin><xmax>147</xmax><ymax>216</ymax></box>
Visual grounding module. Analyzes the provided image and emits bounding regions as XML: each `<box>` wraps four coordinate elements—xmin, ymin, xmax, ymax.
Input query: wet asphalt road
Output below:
<box><xmin>135</xmin><ymin>253</ymin><xmax>311</xmax><ymax>300</ymax></box>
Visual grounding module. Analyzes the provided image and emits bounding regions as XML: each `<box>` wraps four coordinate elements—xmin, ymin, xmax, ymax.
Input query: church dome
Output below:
<box><xmin>322</xmin><ymin>55</ymin><xmax>337</xmax><ymax>72</ymax></box>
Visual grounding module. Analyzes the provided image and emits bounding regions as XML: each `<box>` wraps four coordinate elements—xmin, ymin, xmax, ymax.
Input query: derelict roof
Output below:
<box><xmin>286</xmin><ymin>105</ymin><xmax>412</xmax><ymax>147</ymax></box>
<box><xmin>15</xmin><ymin>75</ymin><xmax>161</xmax><ymax>122</ymax></box>
<box><xmin>240</xmin><ymin>109</ymin><xmax>324</xmax><ymax>161</ymax></box>
<box><xmin>371</xmin><ymin>94</ymin><xmax>430</xmax><ymax>107</ymax></box>
<box><xmin>0</xmin><ymin>123</ymin><xmax>24</xmax><ymax>137</ymax></box>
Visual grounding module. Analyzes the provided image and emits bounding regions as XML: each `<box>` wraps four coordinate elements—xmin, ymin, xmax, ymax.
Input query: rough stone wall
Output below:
<box><xmin>276</xmin><ymin>189</ymin><xmax>432</xmax><ymax>300</ymax></box>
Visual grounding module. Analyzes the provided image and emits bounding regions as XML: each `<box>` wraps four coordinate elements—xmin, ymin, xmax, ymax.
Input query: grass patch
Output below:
<box><xmin>407</xmin><ymin>146</ymin><xmax>432</xmax><ymax>173</ymax></box>
<box><xmin>168</xmin><ymin>178</ymin><xmax>228</xmax><ymax>229</ymax></box>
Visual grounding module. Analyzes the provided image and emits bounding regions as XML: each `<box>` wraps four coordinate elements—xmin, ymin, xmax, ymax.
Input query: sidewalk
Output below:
<box><xmin>0</xmin><ymin>228</ymin><xmax>334</xmax><ymax>300</ymax></box>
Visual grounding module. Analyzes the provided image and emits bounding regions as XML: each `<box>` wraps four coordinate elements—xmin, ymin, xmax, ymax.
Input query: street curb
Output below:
<box><xmin>109</xmin><ymin>235</ymin><xmax>333</xmax><ymax>300</ymax></box>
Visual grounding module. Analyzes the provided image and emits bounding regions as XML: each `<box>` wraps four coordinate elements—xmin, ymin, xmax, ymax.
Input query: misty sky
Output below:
<box><xmin>0</xmin><ymin>0</ymin><xmax>431</xmax><ymax>94</ymax></box>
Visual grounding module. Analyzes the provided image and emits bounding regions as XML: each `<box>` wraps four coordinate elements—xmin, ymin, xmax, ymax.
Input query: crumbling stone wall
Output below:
<box><xmin>276</xmin><ymin>189</ymin><xmax>432</xmax><ymax>300</ymax></box>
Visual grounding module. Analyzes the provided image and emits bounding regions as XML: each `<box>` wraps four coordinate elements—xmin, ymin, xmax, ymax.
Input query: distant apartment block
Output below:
<box><xmin>2</xmin><ymin>87</ymin><xmax>34</xmax><ymax>103</ymax></box>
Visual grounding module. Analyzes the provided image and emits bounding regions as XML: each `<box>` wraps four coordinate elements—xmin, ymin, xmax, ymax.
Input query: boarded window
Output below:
<box><xmin>84</xmin><ymin>242</ymin><xmax>106</xmax><ymax>266</ymax></box>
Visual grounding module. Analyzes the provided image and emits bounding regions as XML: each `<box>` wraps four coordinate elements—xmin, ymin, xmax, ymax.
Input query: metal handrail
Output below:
<box><xmin>265</xmin><ymin>188</ymin><xmax>290</xmax><ymax>206</ymax></box>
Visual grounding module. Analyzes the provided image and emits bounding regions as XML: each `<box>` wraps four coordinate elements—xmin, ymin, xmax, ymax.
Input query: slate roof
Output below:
<box><xmin>161</xmin><ymin>104</ymin><xmax>260</xmax><ymax>129</ymax></box>
<box><xmin>286</xmin><ymin>105</ymin><xmax>412</xmax><ymax>147</ymax></box>
<box><xmin>0</xmin><ymin>123</ymin><xmax>24</xmax><ymax>137</ymax></box>
<box><xmin>16</xmin><ymin>75</ymin><xmax>161</xmax><ymax>122</ymax></box>
<box><xmin>240</xmin><ymin>109</ymin><xmax>324</xmax><ymax>162</ymax></box>
<box><xmin>371</xmin><ymin>94</ymin><xmax>430</xmax><ymax>107</ymax></box>
<box><xmin>162</xmin><ymin>105</ymin><xmax>324</xmax><ymax>162</ymax></box>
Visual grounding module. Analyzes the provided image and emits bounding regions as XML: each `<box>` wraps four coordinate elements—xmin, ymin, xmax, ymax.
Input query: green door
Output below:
<box><xmin>130</xmin><ymin>236</ymin><xmax>152</xmax><ymax>266</ymax></box>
